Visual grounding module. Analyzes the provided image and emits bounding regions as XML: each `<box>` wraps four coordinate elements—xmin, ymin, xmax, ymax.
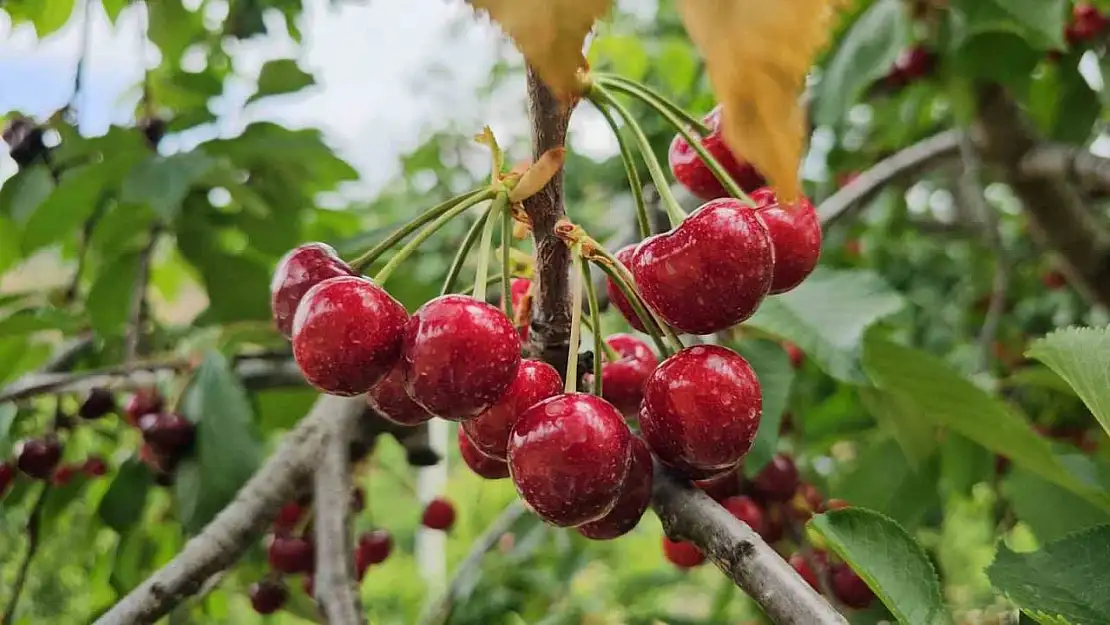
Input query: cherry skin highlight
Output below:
<box><xmin>669</xmin><ymin>104</ymin><xmax>766</xmax><ymax>201</ymax></box>
<box><xmin>640</xmin><ymin>345</ymin><xmax>762</xmax><ymax>474</ymax></box>
<box><xmin>595</xmin><ymin>334</ymin><xmax>658</xmax><ymax>416</ymax></box>
<box><xmin>462</xmin><ymin>359</ymin><xmax>563</xmax><ymax>460</ymax></box>
<box><xmin>15</xmin><ymin>438</ymin><xmax>62</xmax><ymax>480</ymax></box>
<box><xmin>402</xmin><ymin>295</ymin><xmax>522</xmax><ymax>421</ymax></box>
<box><xmin>749</xmin><ymin>187</ymin><xmax>822</xmax><ymax>294</ymax></box>
<box><xmin>124</xmin><ymin>387</ymin><xmax>163</xmax><ymax>426</ymax></box>
<box><xmin>507</xmin><ymin>393</ymin><xmax>634</xmax><ymax>527</ymax></box>
<box><xmin>422</xmin><ymin>497</ymin><xmax>457</xmax><ymax>531</ymax></box>
<box><xmin>577</xmin><ymin>436</ymin><xmax>653</xmax><ymax>540</ymax></box>
<box><xmin>270</xmin><ymin>242</ymin><xmax>355</xmax><ymax>337</ymax></box>
<box><xmin>458</xmin><ymin>429</ymin><xmax>510</xmax><ymax>480</ymax></box>
<box><xmin>752</xmin><ymin>453</ymin><xmax>800</xmax><ymax>503</ymax></box>
<box><xmin>367</xmin><ymin>364</ymin><xmax>434</xmax><ymax>426</ymax></box>
<box><xmin>631</xmin><ymin>199</ymin><xmax>774</xmax><ymax>335</ymax></box>
<box><xmin>292</xmin><ymin>275</ymin><xmax>408</xmax><ymax>397</ymax></box>
<box><xmin>606</xmin><ymin>245</ymin><xmax>648</xmax><ymax>332</ymax></box>
<box><xmin>662</xmin><ymin>536</ymin><xmax>706</xmax><ymax>569</ymax></box>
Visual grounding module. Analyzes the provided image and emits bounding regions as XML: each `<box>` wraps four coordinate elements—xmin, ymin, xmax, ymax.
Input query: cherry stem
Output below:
<box><xmin>587</xmin><ymin>86</ymin><xmax>688</xmax><ymax>227</ymax></box>
<box><xmin>441</xmin><ymin>204</ymin><xmax>493</xmax><ymax>296</ymax></box>
<box><xmin>350</xmin><ymin>187</ymin><xmax>488</xmax><ymax>273</ymax></box>
<box><xmin>473</xmin><ymin>192</ymin><xmax>509</xmax><ymax>303</ymax></box>
<box><xmin>597</xmin><ymin>76</ymin><xmax>755</xmax><ymax>206</ymax></box>
<box><xmin>589</xmin><ymin>259</ymin><xmax>669</xmax><ymax>357</ymax></box>
<box><xmin>580</xmin><ymin>257</ymin><xmax>604</xmax><ymax>397</ymax></box>
<box><xmin>589</xmin><ymin>245</ymin><xmax>684</xmax><ymax>354</ymax></box>
<box><xmin>591</xmin><ymin>98</ymin><xmax>651</xmax><ymax>239</ymax></box>
<box><xmin>500</xmin><ymin>197</ymin><xmax>514</xmax><ymax>319</ymax></box>
<box><xmin>593</xmin><ymin>74</ymin><xmax>712</xmax><ymax>136</ymax></box>
<box><xmin>583</xmin><ymin>315</ymin><xmax>620</xmax><ymax>362</ymax></box>
<box><xmin>565</xmin><ymin>245</ymin><xmax>585</xmax><ymax>394</ymax></box>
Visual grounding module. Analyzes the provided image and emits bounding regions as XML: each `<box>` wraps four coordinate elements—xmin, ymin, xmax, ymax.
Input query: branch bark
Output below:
<box><xmin>1021</xmin><ymin>142</ymin><xmax>1110</xmax><ymax>193</ymax></box>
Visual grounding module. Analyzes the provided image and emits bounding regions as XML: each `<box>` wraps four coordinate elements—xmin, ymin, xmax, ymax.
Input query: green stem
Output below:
<box><xmin>441</xmin><ymin>205</ymin><xmax>493</xmax><ymax>296</ymax></box>
<box><xmin>500</xmin><ymin>197</ymin><xmax>514</xmax><ymax>319</ymax></box>
<box><xmin>594</xmin><ymin>74</ymin><xmax>711</xmax><ymax>135</ymax></box>
<box><xmin>590</xmin><ymin>259</ymin><xmax>668</xmax><ymax>357</ymax></box>
<box><xmin>598</xmin><ymin>77</ymin><xmax>754</xmax><ymax>206</ymax></box>
<box><xmin>592</xmin><ymin>100</ymin><xmax>651</xmax><ymax>239</ymax></box>
<box><xmin>581</xmin><ymin>257</ymin><xmax>604</xmax><ymax>397</ymax></box>
<box><xmin>473</xmin><ymin>192</ymin><xmax>508</xmax><ymax>303</ymax></box>
<box><xmin>588</xmin><ymin>86</ymin><xmax>687</xmax><ymax>227</ymax></box>
<box><xmin>373</xmin><ymin>189</ymin><xmax>497</xmax><ymax>285</ymax></box>
<box><xmin>590</xmin><ymin>245</ymin><xmax>683</xmax><ymax>354</ymax></box>
<box><xmin>581</xmin><ymin>314</ymin><xmax>619</xmax><ymax>362</ymax></box>
<box><xmin>459</xmin><ymin>273</ymin><xmax>503</xmax><ymax>297</ymax></box>
<box><xmin>565</xmin><ymin>246</ymin><xmax>585</xmax><ymax>394</ymax></box>
<box><xmin>350</xmin><ymin>187</ymin><xmax>487</xmax><ymax>273</ymax></box>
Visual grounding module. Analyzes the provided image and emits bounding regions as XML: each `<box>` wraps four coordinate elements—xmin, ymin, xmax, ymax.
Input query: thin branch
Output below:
<box><xmin>1</xmin><ymin>484</ymin><xmax>51</xmax><ymax>625</ymax></box>
<box><xmin>125</xmin><ymin>229</ymin><xmax>160</xmax><ymax>363</ymax></box>
<box><xmin>1020</xmin><ymin>142</ymin><xmax>1110</xmax><ymax>193</ymax></box>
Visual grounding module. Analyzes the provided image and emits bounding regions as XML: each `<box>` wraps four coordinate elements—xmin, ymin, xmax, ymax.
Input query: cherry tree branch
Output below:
<box><xmin>1020</xmin><ymin>142</ymin><xmax>1110</xmax><ymax>192</ymax></box>
<box><xmin>124</xmin><ymin>229</ymin><xmax>160</xmax><ymax>362</ymax></box>
<box><xmin>313</xmin><ymin>410</ymin><xmax>365</xmax><ymax>625</ymax></box>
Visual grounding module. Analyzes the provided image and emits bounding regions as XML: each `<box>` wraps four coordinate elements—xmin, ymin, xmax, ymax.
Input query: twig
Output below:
<box><xmin>124</xmin><ymin>230</ymin><xmax>160</xmax><ymax>363</ymax></box>
<box><xmin>1020</xmin><ymin>142</ymin><xmax>1110</xmax><ymax>193</ymax></box>
<box><xmin>313</xmin><ymin>410</ymin><xmax>365</xmax><ymax>625</ymax></box>
<box><xmin>1</xmin><ymin>485</ymin><xmax>51</xmax><ymax>625</ymax></box>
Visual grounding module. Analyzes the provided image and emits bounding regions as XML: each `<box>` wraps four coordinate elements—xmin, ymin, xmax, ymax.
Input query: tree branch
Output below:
<box><xmin>1020</xmin><ymin>142</ymin><xmax>1110</xmax><ymax>193</ymax></box>
<box><xmin>1</xmin><ymin>484</ymin><xmax>51</xmax><ymax>625</ymax></box>
<box><xmin>313</xmin><ymin>410</ymin><xmax>365</xmax><ymax>625</ymax></box>
<box><xmin>124</xmin><ymin>229</ymin><xmax>160</xmax><ymax>363</ymax></box>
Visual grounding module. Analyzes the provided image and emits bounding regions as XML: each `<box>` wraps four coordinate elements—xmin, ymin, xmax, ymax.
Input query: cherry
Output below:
<box><xmin>506</xmin><ymin>277</ymin><xmax>532</xmax><ymax>339</ymax></box>
<box><xmin>458</xmin><ymin>429</ymin><xmax>510</xmax><ymax>480</ymax></box>
<box><xmin>367</xmin><ymin>364</ymin><xmax>434</xmax><ymax>426</ymax></box>
<box><xmin>762</xmin><ymin>504</ymin><xmax>786</xmax><ymax>543</ymax></box>
<box><xmin>694</xmin><ymin>469</ymin><xmax>743</xmax><ymax>501</ymax></box>
<box><xmin>889</xmin><ymin>46</ymin><xmax>936</xmax><ymax>85</ymax></box>
<box><xmin>273</xmin><ymin>501</ymin><xmax>304</xmax><ymax>535</ymax></box>
<box><xmin>832</xmin><ymin>563</ymin><xmax>875</xmax><ymax>609</ymax></box>
<box><xmin>139</xmin><ymin>443</ymin><xmax>173</xmax><ymax>476</ymax></box>
<box><xmin>606</xmin><ymin>245</ymin><xmax>648</xmax><ymax>332</ymax></box>
<box><xmin>79</xmin><ymin>387</ymin><xmax>116</xmax><ymax>420</ymax></box>
<box><xmin>784</xmin><ymin>342</ymin><xmax>804</xmax><ymax>369</ymax></box>
<box><xmin>462</xmin><ymin>360</ymin><xmax>562</xmax><ymax>460</ymax></box>
<box><xmin>593</xmin><ymin>334</ymin><xmax>658</xmax><ymax>416</ymax></box>
<box><xmin>1041</xmin><ymin>270</ymin><xmax>1067</xmax><ymax>290</ymax></box>
<box><xmin>508</xmin><ymin>393</ymin><xmax>634</xmax><ymax>527</ymax></box>
<box><xmin>789</xmin><ymin>553</ymin><xmax>821</xmax><ymax>590</ymax></box>
<box><xmin>402</xmin><ymin>295</ymin><xmax>522</xmax><ymax>421</ymax></box>
<box><xmin>124</xmin><ymin>387</ymin><xmax>164</xmax><ymax>426</ymax></box>
<box><xmin>422</xmin><ymin>497</ymin><xmax>457</xmax><ymax>531</ymax></box>
<box><xmin>356</xmin><ymin>529</ymin><xmax>393</xmax><ymax>566</ymax></box>
<box><xmin>292</xmin><ymin>275</ymin><xmax>408</xmax><ymax>397</ymax></box>
<box><xmin>631</xmin><ymin>199</ymin><xmax>774</xmax><ymax>335</ymax></box>
<box><xmin>826</xmin><ymin>498</ymin><xmax>850</xmax><ymax>511</ymax></box>
<box><xmin>752</xmin><ymin>454</ymin><xmax>800</xmax><ymax>503</ymax></box>
<box><xmin>138</xmin><ymin>413</ymin><xmax>196</xmax><ymax>456</ymax></box>
<box><xmin>15</xmin><ymin>438</ymin><xmax>62</xmax><ymax>480</ymax></box>
<box><xmin>268</xmin><ymin>535</ymin><xmax>315</xmax><ymax>574</ymax></box>
<box><xmin>662</xmin><ymin>536</ymin><xmax>706</xmax><ymax>569</ymax></box>
<box><xmin>249</xmin><ymin>580</ymin><xmax>288</xmax><ymax>615</ymax></box>
<box><xmin>270</xmin><ymin>242</ymin><xmax>355</xmax><ymax>338</ymax></box>
<box><xmin>749</xmin><ymin>188</ymin><xmax>822</xmax><ymax>294</ymax></box>
<box><xmin>0</xmin><ymin>462</ymin><xmax>15</xmax><ymax>496</ymax></box>
<box><xmin>669</xmin><ymin>104</ymin><xmax>766</xmax><ymax>201</ymax></box>
<box><xmin>577</xmin><ymin>436</ymin><xmax>653</xmax><ymax>540</ymax></box>
<box><xmin>1067</xmin><ymin>3</ymin><xmax>1108</xmax><ymax>44</ymax></box>
<box><xmin>787</xmin><ymin>482</ymin><xmax>826</xmax><ymax>522</ymax></box>
<box><xmin>721</xmin><ymin>495</ymin><xmax>765</xmax><ymax>537</ymax></box>
<box><xmin>640</xmin><ymin>345</ymin><xmax>761</xmax><ymax>475</ymax></box>
<box><xmin>53</xmin><ymin>464</ymin><xmax>80</xmax><ymax>486</ymax></box>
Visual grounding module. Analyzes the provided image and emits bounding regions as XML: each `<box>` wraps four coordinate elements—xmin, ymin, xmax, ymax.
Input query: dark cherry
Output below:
<box><xmin>124</xmin><ymin>387</ymin><xmax>164</xmax><ymax>426</ymax></box>
<box><xmin>694</xmin><ymin>469</ymin><xmax>743</xmax><ymax>501</ymax></box>
<box><xmin>631</xmin><ymin>199</ymin><xmax>774</xmax><ymax>335</ymax></box>
<box><xmin>0</xmin><ymin>462</ymin><xmax>15</xmax><ymax>495</ymax></box>
<box><xmin>832</xmin><ymin>563</ymin><xmax>875</xmax><ymax>609</ymax></box>
<box><xmin>787</xmin><ymin>482</ymin><xmax>826</xmax><ymax>521</ymax></box>
<box><xmin>268</xmin><ymin>535</ymin><xmax>315</xmax><ymax>574</ymax></box>
<box><xmin>367</xmin><ymin>364</ymin><xmax>434</xmax><ymax>426</ymax></box>
<box><xmin>458</xmin><ymin>429</ymin><xmax>510</xmax><ymax>480</ymax></box>
<box><xmin>1041</xmin><ymin>270</ymin><xmax>1067</xmax><ymax>290</ymax></box>
<box><xmin>402</xmin><ymin>295</ymin><xmax>522</xmax><ymax>421</ymax></box>
<box><xmin>506</xmin><ymin>277</ymin><xmax>532</xmax><ymax>340</ymax></box>
<box><xmin>763</xmin><ymin>504</ymin><xmax>786</xmax><ymax>543</ymax></box>
<box><xmin>669</xmin><ymin>104</ymin><xmax>766</xmax><ymax>201</ymax></box>
<box><xmin>507</xmin><ymin>393</ymin><xmax>634</xmax><ymax>527</ymax></box>
<box><xmin>1068</xmin><ymin>3</ymin><xmax>1108</xmax><ymax>43</ymax></box>
<box><xmin>249</xmin><ymin>580</ymin><xmax>288</xmax><ymax>615</ymax></box>
<box><xmin>51</xmin><ymin>464</ymin><xmax>78</xmax><ymax>486</ymax></box>
<box><xmin>640</xmin><ymin>345</ymin><xmax>762</xmax><ymax>474</ymax></box>
<box><xmin>750</xmin><ymin>187</ymin><xmax>822</xmax><ymax>294</ymax></box>
<box><xmin>789</xmin><ymin>553</ymin><xmax>820</xmax><ymax>590</ymax></box>
<box><xmin>292</xmin><ymin>275</ymin><xmax>408</xmax><ymax>397</ymax></box>
<box><xmin>462</xmin><ymin>360</ymin><xmax>562</xmax><ymax>460</ymax></box>
<box><xmin>892</xmin><ymin>46</ymin><xmax>936</xmax><ymax>82</ymax></box>
<box><xmin>606</xmin><ymin>245</ymin><xmax>648</xmax><ymax>332</ymax></box>
<box><xmin>137</xmin><ymin>412</ymin><xmax>196</xmax><ymax>456</ymax></box>
<box><xmin>273</xmin><ymin>501</ymin><xmax>304</xmax><ymax>535</ymax></box>
<box><xmin>753</xmin><ymin>454</ymin><xmax>800</xmax><ymax>503</ymax></box>
<box><xmin>356</xmin><ymin>529</ymin><xmax>393</xmax><ymax>566</ymax></box>
<box><xmin>595</xmin><ymin>334</ymin><xmax>658</xmax><ymax>416</ymax></box>
<box><xmin>721</xmin><ymin>495</ymin><xmax>765</xmax><ymax>537</ymax></box>
<box><xmin>577</xmin><ymin>436</ymin><xmax>653</xmax><ymax>540</ymax></box>
<box><xmin>270</xmin><ymin>242</ymin><xmax>355</xmax><ymax>338</ymax></box>
<box><xmin>422</xmin><ymin>497</ymin><xmax>456</xmax><ymax>531</ymax></box>
<box><xmin>15</xmin><ymin>438</ymin><xmax>62</xmax><ymax>480</ymax></box>
<box><xmin>139</xmin><ymin>443</ymin><xmax>173</xmax><ymax>476</ymax></box>
<box><xmin>662</xmin><ymin>536</ymin><xmax>706</xmax><ymax>569</ymax></box>
<box><xmin>79</xmin><ymin>387</ymin><xmax>116</xmax><ymax>419</ymax></box>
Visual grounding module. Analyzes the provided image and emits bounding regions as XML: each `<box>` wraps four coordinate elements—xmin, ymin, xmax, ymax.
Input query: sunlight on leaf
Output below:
<box><xmin>677</xmin><ymin>0</ymin><xmax>846</xmax><ymax>201</ymax></box>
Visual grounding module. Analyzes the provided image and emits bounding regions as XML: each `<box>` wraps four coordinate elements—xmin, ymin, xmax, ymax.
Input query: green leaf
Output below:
<box><xmin>20</xmin><ymin>163</ymin><xmax>107</xmax><ymax>254</ymax></box>
<box><xmin>863</xmin><ymin>334</ymin><xmax>1110</xmax><ymax>509</ymax></box>
<box><xmin>120</xmin><ymin>151</ymin><xmax>217</xmax><ymax>220</ymax></box>
<box><xmin>859</xmin><ymin>387</ymin><xmax>937</xmax><ymax>468</ymax></box>
<box><xmin>101</xmin><ymin>0</ymin><xmax>130</xmax><ymax>22</ymax></box>
<box><xmin>734</xmin><ymin>338</ymin><xmax>794</xmax><ymax>475</ymax></box>
<box><xmin>948</xmin><ymin>0</ymin><xmax>1067</xmax><ymax>51</ymax></box>
<box><xmin>204</xmin><ymin>123</ymin><xmax>358</xmax><ymax>192</ymax></box>
<box><xmin>1027</xmin><ymin>327</ymin><xmax>1110</xmax><ymax>441</ymax></box>
<box><xmin>831</xmin><ymin>438</ymin><xmax>939</xmax><ymax>529</ymax></box>
<box><xmin>588</xmin><ymin>35</ymin><xmax>650</xmax><ymax>82</ymax></box>
<box><xmin>3</xmin><ymin>0</ymin><xmax>78</xmax><ymax>36</ymax></box>
<box><xmin>0</xmin><ymin>165</ymin><xmax>55</xmax><ymax>224</ymax></box>
<box><xmin>813</xmin><ymin>0</ymin><xmax>909</xmax><ymax>126</ymax></box>
<box><xmin>1004</xmin><ymin>469</ymin><xmax>1110</xmax><ymax>543</ymax></box>
<box><xmin>176</xmin><ymin>350</ymin><xmax>263</xmax><ymax>533</ymax></box>
<box><xmin>988</xmin><ymin>525</ymin><xmax>1110</xmax><ymax>625</ymax></box>
<box><xmin>0</xmin><ymin>403</ymin><xmax>17</xmax><ymax>458</ymax></box>
<box><xmin>809</xmin><ymin>509</ymin><xmax>952</xmax><ymax>625</ymax></box>
<box><xmin>86</xmin><ymin>252</ymin><xmax>140</xmax><ymax>338</ymax></box>
<box><xmin>0</xmin><ymin>216</ymin><xmax>22</xmax><ymax>276</ymax></box>
<box><xmin>97</xmin><ymin>458</ymin><xmax>153</xmax><ymax>535</ymax></box>
<box><xmin>939</xmin><ymin>432</ymin><xmax>995</xmax><ymax>499</ymax></box>
<box><xmin>949</xmin><ymin>33</ymin><xmax>1041</xmax><ymax>93</ymax></box>
<box><xmin>745</xmin><ymin>269</ymin><xmax>906</xmax><ymax>383</ymax></box>
<box><xmin>0</xmin><ymin>307</ymin><xmax>84</xmax><ymax>336</ymax></box>
<box><xmin>248</xmin><ymin>59</ymin><xmax>316</xmax><ymax>104</ymax></box>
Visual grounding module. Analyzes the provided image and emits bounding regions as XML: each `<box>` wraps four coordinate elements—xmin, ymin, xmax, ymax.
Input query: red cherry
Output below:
<box><xmin>292</xmin><ymin>275</ymin><xmax>408</xmax><ymax>397</ymax></box>
<box><xmin>749</xmin><ymin>188</ymin><xmax>822</xmax><ymax>294</ymax></box>
<box><xmin>267</xmin><ymin>535</ymin><xmax>315</xmax><ymax>574</ymax></box>
<box><xmin>273</xmin><ymin>501</ymin><xmax>304</xmax><ymax>535</ymax></box>
<box><xmin>640</xmin><ymin>345</ymin><xmax>761</xmax><ymax>474</ymax></box>
<box><xmin>367</xmin><ymin>364</ymin><xmax>434</xmax><ymax>426</ymax></box>
<box><xmin>422</xmin><ymin>497</ymin><xmax>457</xmax><ymax>531</ymax></box>
<box><xmin>752</xmin><ymin>454</ymin><xmax>800</xmax><ymax>503</ymax></box>
<box><xmin>270</xmin><ymin>242</ymin><xmax>355</xmax><ymax>338</ymax></box>
<box><xmin>762</xmin><ymin>504</ymin><xmax>786</xmax><ymax>543</ymax></box>
<box><xmin>631</xmin><ymin>199</ymin><xmax>774</xmax><ymax>335</ymax></box>
<box><xmin>123</xmin><ymin>387</ymin><xmax>164</xmax><ymax>426</ymax></box>
<box><xmin>51</xmin><ymin>464</ymin><xmax>78</xmax><ymax>486</ymax></box>
<box><xmin>137</xmin><ymin>412</ymin><xmax>195</xmax><ymax>456</ymax></box>
<box><xmin>15</xmin><ymin>438</ymin><xmax>62</xmax><ymax>480</ymax></box>
<box><xmin>893</xmin><ymin>46</ymin><xmax>936</xmax><ymax>81</ymax></box>
<box><xmin>82</xmin><ymin>456</ymin><xmax>109</xmax><ymax>477</ymax></box>
<box><xmin>595</xmin><ymin>334</ymin><xmax>658</xmax><ymax>416</ymax></box>
<box><xmin>694</xmin><ymin>469</ymin><xmax>743</xmax><ymax>501</ymax></box>
<box><xmin>508</xmin><ymin>393</ymin><xmax>634</xmax><ymax>527</ymax></box>
<box><xmin>826</xmin><ymin>498</ymin><xmax>850</xmax><ymax>511</ymax></box>
<box><xmin>139</xmin><ymin>443</ymin><xmax>173</xmax><ymax>475</ymax></box>
<box><xmin>721</xmin><ymin>495</ymin><xmax>765</xmax><ymax>537</ymax></box>
<box><xmin>79</xmin><ymin>387</ymin><xmax>116</xmax><ymax>420</ymax></box>
<box><xmin>784</xmin><ymin>342</ymin><xmax>804</xmax><ymax>369</ymax></box>
<box><xmin>662</xmin><ymin>536</ymin><xmax>706</xmax><ymax>569</ymax></box>
<box><xmin>462</xmin><ymin>360</ymin><xmax>563</xmax><ymax>460</ymax></box>
<box><xmin>356</xmin><ymin>529</ymin><xmax>394</xmax><ymax>567</ymax></box>
<box><xmin>832</xmin><ymin>564</ymin><xmax>875</xmax><ymax>609</ymax></box>
<box><xmin>458</xmin><ymin>429</ymin><xmax>510</xmax><ymax>480</ymax></box>
<box><xmin>577</xmin><ymin>436</ymin><xmax>653</xmax><ymax>540</ymax></box>
<box><xmin>787</xmin><ymin>482</ymin><xmax>826</xmax><ymax>521</ymax></box>
<box><xmin>402</xmin><ymin>295</ymin><xmax>522</xmax><ymax>421</ymax></box>
<box><xmin>606</xmin><ymin>245</ymin><xmax>648</xmax><ymax>333</ymax></box>
<box><xmin>669</xmin><ymin>105</ymin><xmax>766</xmax><ymax>201</ymax></box>
<box><xmin>1068</xmin><ymin>3</ymin><xmax>1108</xmax><ymax>42</ymax></box>
<box><xmin>507</xmin><ymin>277</ymin><xmax>532</xmax><ymax>340</ymax></box>
<box><xmin>249</xmin><ymin>580</ymin><xmax>288</xmax><ymax>614</ymax></box>
<box><xmin>0</xmin><ymin>462</ymin><xmax>15</xmax><ymax>495</ymax></box>
<box><xmin>1041</xmin><ymin>270</ymin><xmax>1067</xmax><ymax>290</ymax></box>
<box><xmin>789</xmin><ymin>553</ymin><xmax>820</xmax><ymax>590</ymax></box>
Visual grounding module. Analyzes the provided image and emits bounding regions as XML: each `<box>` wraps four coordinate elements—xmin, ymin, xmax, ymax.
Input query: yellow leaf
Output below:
<box><xmin>677</xmin><ymin>0</ymin><xmax>845</xmax><ymax>202</ymax></box>
<box><xmin>467</xmin><ymin>0</ymin><xmax>612</xmax><ymax>98</ymax></box>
